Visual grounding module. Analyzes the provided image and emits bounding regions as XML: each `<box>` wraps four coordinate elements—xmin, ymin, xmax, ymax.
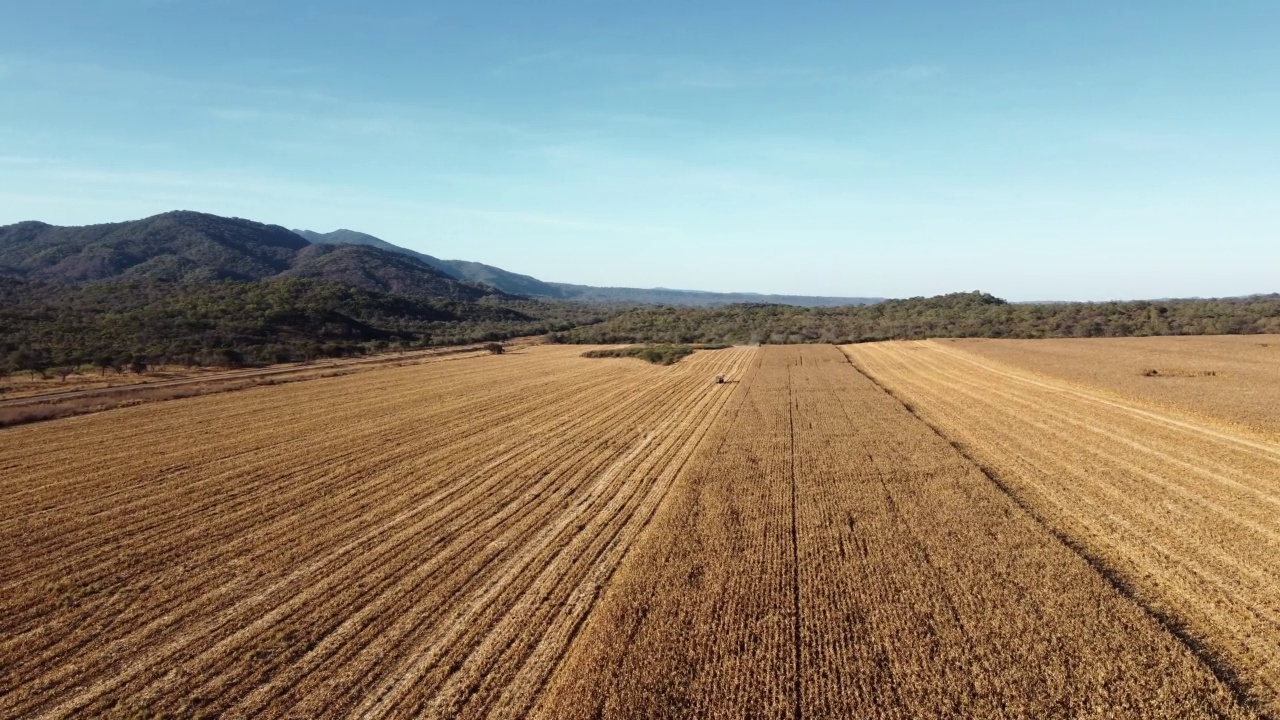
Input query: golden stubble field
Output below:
<box><xmin>945</xmin><ymin>335</ymin><xmax>1280</xmax><ymax>438</ymax></box>
<box><xmin>0</xmin><ymin>345</ymin><xmax>753</xmax><ymax>718</ymax></box>
<box><xmin>847</xmin><ymin>337</ymin><xmax>1280</xmax><ymax>717</ymax></box>
<box><xmin>534</xmin><ymin>346</ymin><xmax>1246</xmax><ymax>719</ymax></box>
<box><xmin>2</xmin><ymin>340</ymin><xmax>1275</xmax><ymax>718</ymax></box>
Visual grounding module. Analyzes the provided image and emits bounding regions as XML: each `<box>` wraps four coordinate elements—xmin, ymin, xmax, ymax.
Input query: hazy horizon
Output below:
<box><xmin>3</xmin><ymin>2</ymin><xmax>1278</xmax><ymax>302</ymax></box>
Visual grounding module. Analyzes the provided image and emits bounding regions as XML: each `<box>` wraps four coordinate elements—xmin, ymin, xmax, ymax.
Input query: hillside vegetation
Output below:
<box><xmin>555</xmin><ymin>292</ymin><xmax>1280</xmax><ymax>344</ymax></box>
<box><xmin>581</xmin><ymin>344</ymin><xmax>729</xmax><ymax>365</ymax></box>
<box><xmin>0</xmin><ymin>277</ymin><xmax>615</xmax><ymax>372</ymax></box>
<box><xmin>0</xmin><ymin>211</ymin><xmax>498</xmax><ymax>300</ymax></box>
<box><xmin>280</xmin><ymin>244</ymin><xmax>493</xmax><ymax>301</ymax></box>
<box><xmin>296</xmin><ymin>228</ymin><xmax>564</xmax><ymax>298</ymax></box>
<box><xmin>0</xmin><ymin>212</ymin><xmax>623</xmax><ymax>372</ymax></box>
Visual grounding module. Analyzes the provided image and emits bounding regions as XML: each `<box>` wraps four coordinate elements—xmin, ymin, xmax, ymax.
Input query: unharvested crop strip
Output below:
<box><xmin>787</xmin><ymin>365</ymin><xmax>803</xmax><ymax>720</ymax></box>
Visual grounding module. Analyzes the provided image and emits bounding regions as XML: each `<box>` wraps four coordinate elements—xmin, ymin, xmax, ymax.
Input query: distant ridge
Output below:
<box><xmin>295</xmin><ymin>227</ymin><xmax>881</xmax><ymax>306</ymax></box>
<box><xmin>543</xmin><ymin>282</ymin><xmax>880</xmax><ymax>307</ymax></box>
<box><xmin>294</xmin><ymin>229</ymin><xmax>564</xmax><ymax>299</ymax></box>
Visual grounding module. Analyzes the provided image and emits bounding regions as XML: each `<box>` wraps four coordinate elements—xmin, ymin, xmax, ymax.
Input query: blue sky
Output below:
<box><xmin>1</xmin><ymin>1</ymin><xmax>1277</xmax><ymax>300</ymax></box>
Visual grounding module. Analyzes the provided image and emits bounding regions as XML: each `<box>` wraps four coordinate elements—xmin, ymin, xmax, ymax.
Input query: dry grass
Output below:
<box><xmin>848</xmin><ymin>339</ymin><xmax>1280</xmax><ymax>717</ymax></box>
<box><xmin>533</xmin><ymin>346</ymin><xmax>1249</xmax><ymax>719</ymax></box>
<box><xmin>0</xmin><ymin>365</ymin><xmax>221</xmax><ymax>400</ymax></box>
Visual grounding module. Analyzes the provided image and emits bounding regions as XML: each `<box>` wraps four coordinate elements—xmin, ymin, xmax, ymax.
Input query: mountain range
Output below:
<box><xmin>0</xmin><ymin>210</ymin><xmax>878</xmax><ymax>306</ymax></box>
<box><xmin>0</xmin><ymin>212</ymin><xmax>507</xmax><ymax>302</ymax></box>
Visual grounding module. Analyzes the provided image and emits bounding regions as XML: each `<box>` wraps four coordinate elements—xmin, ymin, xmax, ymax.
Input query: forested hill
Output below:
<box><xmin>294</xmin><ymin>228</ymin><xmax>448</xmax><ymax>268</ymax></box>
<box><xmin>554</xmin><ymin>292</ymin><xmax>1280</xmax><ymax>344</ymax></box>
<box><xmin>0</xmin><ymin>212</ymin><xmax>620</xmax><ymax>370</ymax></box>
<box><xmin>280</xmin><ymin>244</ymin><xmax>495</xmax><ymax>302</ymax></box>
<box><xmin>0</xmin><ymin>210</ymin><xmax>882</xmax><ymax>307</ymax></box>
<box><xmin>0</xmin><ymin>211</ymin><xmax>500</xmax><ymax>301</ymax></box>
<box><xmin>295</xmin><ymin>228</ymin><xmax>564</xmax><ymax>298</ymax></box>
<box><xmin>0</xmin><ymin>211</ymin><xmax>307</xmax><ymax>283</ymax></box>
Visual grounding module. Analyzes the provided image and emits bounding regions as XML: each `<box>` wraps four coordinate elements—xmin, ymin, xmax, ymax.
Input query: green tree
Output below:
<box><xmin>96</xmin><ymin>354</ymin><xmax>117</xmax><ymax>376</ymax></box>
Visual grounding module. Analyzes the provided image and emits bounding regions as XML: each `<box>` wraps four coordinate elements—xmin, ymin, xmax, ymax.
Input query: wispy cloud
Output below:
<box><xmin>492</xmin><ymin>48</ymin><xmax>579</xmax><ymax>74</ymax></box>
<box><xmin>38</xmin><ymin>165</ymin><xmax>331</xmax><ymax>199</ymax></box>
<box><xmin>1088</xmin><ymin>130</ymin><xmax>1187</xmax><ymax>152</ymax></box>
<box><xmin>490</xmin><ymin>49</ymin><xmax>947</xmax><ymax>93</ymax></box>
<box><xmin>873</xmin><ymin>64</ymin><xmax>946</xmax><ymax>83</ymax></box>
<box><xmin>650</xmin><ymin>63</ymin><xmax>749</xmax><ymax>90</ymax></box>
<box><xmin>565</xmin><ymin>110</ymin><xmax>690</xmax><ymax>129</ymax></box>
<box><xmin>441</xmin><ymin>206</ymin><xmax>671</xmax><ymax>235</ymax></box>
<box><xmin>207</xmin><ymin>100</ymin><xmax>542</xmax><ymax>144</ymax></box>
<box><xmin>207</xmin><ymin>107</ymin><xmax>291</xmax><ymax>123</ymax></box>
<box><xmin>520</xmin><ymin>139</ymin><xmax>803</xmax><ymax>199</ymax></box>
<box><xmin>1</xmin><ymin>54</ymin><xmax>339</xmax><ymax>107</ymax></box>
<box><xmin>0</xmin><ymin>155</ymin><xmax>61</xmax><ymax>166</ymax></box>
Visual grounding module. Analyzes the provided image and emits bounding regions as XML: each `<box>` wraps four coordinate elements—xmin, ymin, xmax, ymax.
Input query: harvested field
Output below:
<box><xmin>847</xmin><ymin>339</ymin><xmax>1280</xmax><ymax>717</ymax></box>
<box><xmin>0</xmin><ymin>341</ymin><xmax>532</xmax><ymax>428</ymax></box>
<box><xmin>0</xmin><ymin>345</ymin><xmax>752</xmax><ymax>718</ymax></box>
<box><xmin>534</xmin><ymin>346</ymin><xmax>1249</xmax><ymax>719</ymax></box>
<box><xmin>2</xmin><ymin>341</ymin><xmax>1262</xmax><ymax>718</ymax></box>
<box><xmin>944</xmin><ymin>335</ymin><xmax>1280</xmax><ymax>438</ymax></box>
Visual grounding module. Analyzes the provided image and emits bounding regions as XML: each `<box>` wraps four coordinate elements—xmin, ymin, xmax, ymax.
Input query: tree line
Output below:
<box><xmin>552</xmin><ymin>292</ymin><xmax>1280</xmax><ymax>345</ymax></box>
<box><xmin>0</xmin><ymin>277</ymin><xmax>621</xmax><ymax>378</ymax></box>
<box><xmin>6</xmin><ymin>282</ymin><xmax>1277</xmax><ymax>380</ymax></box>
